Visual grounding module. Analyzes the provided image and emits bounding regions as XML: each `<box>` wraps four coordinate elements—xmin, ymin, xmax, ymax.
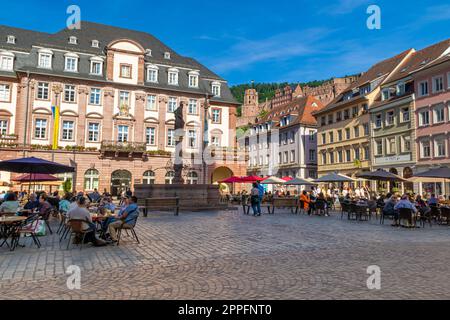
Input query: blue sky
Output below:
<box><xmin>1</xmin><ymin>0</ymin><xmax>450</xmax><ymax>85</ymax></box>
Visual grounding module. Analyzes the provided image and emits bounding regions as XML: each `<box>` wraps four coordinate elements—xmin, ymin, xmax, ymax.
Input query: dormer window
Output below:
<box><xmin>38</xmin><ymin>49</ymin><xmax>53</xmax><ymax>69</ymax></box>
<box><xmin>91</xmin><ymin>40</ymin><xmax>99</xmax><ymax>48</ymax></box>
<box><xmin>188</xmin><ymin>71</ymin><xmax>199</xmax><ymax>88</ymax></box>
<box><xmin>6</xmin><ymin>35</ymin><xmax>15</xmax><ymax>44</ymax></box>
<box><xmin>0</xmin><ymin>52</ymin><xmax>14</xmax><ymax>71</ymax></box>
<box><xmin>382</xmin><ymin>88</ymin><xmax>390</xmax><ymax>101</ymax></box>
<box><xmin>212</xmin><ymin>81</ymin><xmax>221</xmax><ymax>97</ymax></box>
<box><xmin>64</xmin><ymin>53</ymin><xmax>79</xmax><ymax>72</ymax></box>
<box><xmin>146</xmin><ymin>64</ymin><xmax>158</xmax><ymax>83</ymax></box>
<box><xmin>90</xmin><ymin>56</ymin><xmax>103</xmax><ymax>75</ymax></box>
<box><xmin>164</xmin><ymin>52</ymin><xmax>171</xmax><ymax>60</ymax></box>
<box><xmin>396</xmin><ymin>82</ymin><xmax>405</xmax><ymax>96</ymax></box>
<box><xmin>69</xmin><ymin>36</ymin><xmax>78</xmax><ymax>45</ymax></box>
<box><xmin>168</xmin><ymin>68</ymin><xmax>179</xmax><ymax>85</ymax></box>
<box><xmin>145</xmin><ymin>49</ymin><xmax>152</xmax><ymax>57</ymax></box>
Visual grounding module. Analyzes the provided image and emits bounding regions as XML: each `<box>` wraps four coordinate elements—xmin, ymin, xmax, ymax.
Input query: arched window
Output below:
<box><xmin>84</xmin><ymin>169</ymin><xmax>99</xmax><ymax>191</ymax></box>
<box><xmin>143</xmin><ymin>170</ymin><xmax>156</xmax><ymax>185</ymax></box>
<box><xmin>165</xmin><ymin>171</ymin><xmax>175</xmax><ymax>184</ymax></box>
<box><xmin>187</xmin><ymin>171</ymin><xmax>198</xmax><ymax>185</ymax></box>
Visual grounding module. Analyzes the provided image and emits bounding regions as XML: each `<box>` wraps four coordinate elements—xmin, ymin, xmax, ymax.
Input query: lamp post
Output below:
<box><xmin>202</xmin><ymin>93</ymin><xmax>210</xmax><ymax>184</ymax></box>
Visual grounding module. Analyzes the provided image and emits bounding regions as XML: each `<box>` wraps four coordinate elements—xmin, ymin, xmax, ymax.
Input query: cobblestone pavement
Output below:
<box><xmin>0</xmin><ymin>209</ymin><xmax>449</xmax><ymax>300</ymax></box>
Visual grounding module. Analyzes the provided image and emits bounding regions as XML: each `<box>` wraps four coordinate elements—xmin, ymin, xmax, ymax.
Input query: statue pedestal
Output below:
<box><xmin>134</xmin><ymin>184</ymin><xmax>226</xmax><ymax>211</ymax></box>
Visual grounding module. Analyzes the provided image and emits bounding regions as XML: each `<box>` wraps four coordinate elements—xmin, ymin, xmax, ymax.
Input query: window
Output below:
<box><xmin>188</xmin><ymin>99</ymin><xmax>197</xmax><ymax>114</ymax></box>
<box><xmin>309</xmin><ymin>130</ymin><xmax>315</xmax><ymax>141</ymax></box>
<box><xmin>401</xmin><ymin>136</ymin><xmax>411</xmax><ymax>153</ymax></box>
<box><xmin>354</xmin><ymin>126</ymin><xmax>359</xmax><ymax>138</ymax></box>
<box><xmin>345</xmin><ymin>128</ymin><xmax>351</xmax><ymax>140</ymax></box>
<box><xmin>0</xmin><ymin>84</ymin><xmax>11</xmax><ymax>102</ymax></box>
<box><xmin>84</xmin><ymin>169</ymin><xmax>99</xmax><ymax>191</ymax></box>
<box><xmin>352</xmin><ymin>106</ymin><xmax>358</xmax><ymax>117</ymax></box>
<box><xmin>187</xmin><ymin>172</ymin><xmax>199</xmax><ymax>185</ymax></box>
<box><xmin>346</xmin><ymin>150</ymin><xmax>351</xmax><ymax>162</ymax></box>
<box><xmin>119</xmin><ymin>91</ymin><xmax>130</xmax><ymax>109</ymax></box>
<box><xmin>34</xmin><ymin>119</ymin><xmax>47</xmax><ymax>139</ymax></box>
<box><xmin>188</xmin><ymin>73</ymin><xmax>199</xmax><ymax>88</ymax></box>
<box><xmin>284</xmin><ymin>151</ymin><xmax>288</xmax><ymax>163</ymax></box>
<box><xmin>266</xmin><ymin>155</ymin><xmax>270</xmax><ymax>165</ymax></box>
<box><xmin>117</xmin><ymin>125</ymin><xmax>129</xmax><ymax>143</ymax></box>
<box><xmin>434</xmin><ymin>105</ymin><xmax>445</xmax><ymax>123</ymax></box>
<box><xmin>120</xmin><ymin>64</ymin><xmax>131</xmax><ymax>78</ymax></box>
<box><xmin>147</xmin><ymin>67</ymin><xmax>158</xmax><ymax>83</ymax></box>
<box><xmin>328</xmin><ymin>114</ymin><xmax>333</xmax><ymax>124</ymax></box>
<box><xmin>322</xmin><ymin>133</ymin><xmax>326</xmax><ymax>144</ymax></box>
<box><xmin>91</xmin><ymin>40</ymin><xmax>99</xmax><ymax>48</ymax></box>
<box><xmin>330</xmin><ymin>152</ymin><xmax>335</xmax><ymax>164</ymax></box>
<box><xmin>212</xmin><ymin>82</ymin><xmax>221</xmax><ymax>97</ymax></box>
<box><xmin>89</xmin><ymin>88</ymin><xmax>101</xmax><ymax>105</ymax></box>
<box><xmin>338</xmin><ymin>150</ymin><xmax>343</xmax><ymax>163</ymax></box>
<box><xmin>396</xmin><ymin>82</ymin><xmax>405</xmax><ymax>95</ymax></box>
<box><xmin>343</xmin><ymin>109</ymin><xmax>350</xmax><ymax>120</ymax></box>
<box><xmin>64</xmin><ymin>85</ymin><xmax>76</xmax><ymax>103</ymax></box>
<box><xmin>337</xmin><ymin>130</ymin><xmax>342</xmax><ymax>141</ymax></box>
<box><xmin>435</xmin><ymin>138</ymin><xmax>446</xmax><ymax>157</ymax></box>
<box><xmin>212</xmin><ymin>109</ymin><xmax>221</xmax><ymax>123</ymax></box>
<box><xmin>387</xmin><ymin>137</ymin><xmax>396</xmax><ymax>154</ymax></box>
<box><xmin>364</xmin><ymin>146</ymin><xmax>370</xmax><ymax>160</ymax></box>
<box><xmin>0</xmin><ymin>120</ymin><xmax>8</xmax><ymax>136</ymax></box>
<box><xmin>69</xmin><ymin>36</ymin><xmax>77</xmax><ymax>45</ymax></box>
<box><xmin>363</xmin><ymin>123</ymin><xmax>369</xmax><ymax>136</ymax></box>
<box><xmin>168</xmin><ymin>97</ymin><xmax>177</xmax><ymax>113</ymax></box>
<box><xmin>336</xmin><ymin>111</ymin><xmax>342</xmax><ymax>122</ymax></box>
<box><xmin>421</xmin><ymin>140</ymin><xmax>431</xmax><ymax>158</ymax></box>
<box><xmin>167</xmin><ymin>128</ymin><xmax>175</xmax><ymax>146</ymax></box>
<box><xmin>290</xmin><ymin>150</ymin><xmax>295</xmax><ymax>163</ymax></box>
<box><xmin>278</xmin><ymin>153</ymin><xmax>282</xmax><ymax>164</ymax></box>
<box><xmin>145</xmin><ymin>127</ymin><xmax>156</xmax><ymax>145</ymax></box>
<box><xmin>165</xmin><ymin>171</ymin><xmax>175</xmax><ymax>185</ymax></box>
<box><xmin>6</xmin><ymin>35</ymin><xmax>15</xmax><ymax>44</ymax></box>
<box><xmin>419</xmin><ymin>110</ymin><xmax>430</xmax><ymax>126</ymax></box>
<box><xmin>290</xmin><ymin>131</ymin><xmax>295</xmax><ymax>143</ymax></box>
<box><xmin>62</xmin><ymin>121</ymin><xmax>75</xmax><ymax>141</ymax></box>
<box><xmin>168</xmin><ymin>69</ymin><xmax>179</xmax><ymax>85</ymax></box>
<box><xmin>354</xmin><ymin>148</ymin><xmax>360</xmax><ymax>160</ymax></box>
<box><xmin>386</xmin><ymin>110</ymin><xmax>395</xmax><ymax>126</ymax></box>
<box><xmin>329</xmin><ymin>132</ymin><xmax>334</xmax><ymax>143</ymax></box>
<box><xmin>375</xmin><ymin>114</ymin><xmax>382</xmax><ymax>128</ymax></box>
<box><xmin>87</xmin><ymin>123</ymin><xmax>100</xmax><ymax>142</ymax></box>
<box><xmin>188</xmin><ymin>129</ymin><xmax>197</xmax><ymax>148</ymax></box>
<box><xmin>362</xmin><ymin>104</ymin><xmax>369</xmax><ymax>113</ymax></box>
<box><xmin>401</xmin><ymin>107</ymin><xmax>410</xmax><ymax>122</ymax></box>
<box><xmin>90</xmin><ymin>60</ymin><xmax>102</xmax><ymax>75</ymax></box>
<box><xmin>0</xmin><ymin>55</ymin><xmax>13</xmax><ymax>71</ymax></box>
<box><xmin>143</xmin><ymin>171</ymin><xmax>155</xmax><ymax>185</ymax></box>
<box><xmin>432</xmin><ymin>76</ymin><xmax>444</xmax><ymax>93</ymax></box>
<box><xmin>418</xmin><ymin>81</ymin><xmax>429</xmax><ymax>97</ymax></box>
<box><xmin>146</xmin><ymin>95</ymin><xmax>157</xmax><ymax>111</ymax></box>
<box><xmin>322</xmin><ymin>153</ymin><xmax>327</xmax><ymax>165</ymax></box>
<box><xmin>375</xmin><ymin>140</ymin><xmax>383</xmax><ymax>156</ymax></box>
<box><xmin>64</xmin><ymin>56</ymin><xmax>78</xmax><ymax>72</ymax></box>
<box><xmin>36</xmin><ymin>82</ymin><xmax>49</xmax><ymax>100</ymax></box>
<box><xmin>309</xmin><ymin>150</ymin><xmax>316</xmax><ymax>162</ymax></box>
<box><xmin>211</xmin><ymin>136</ymin><xmax>221</xmax><ymax>147</ymax></box>
<box><xmin>164</xmin><ymin>52</ymin><xmax>171</xmax><ymax>60</ymax></box>
<box><xmin>321</xmin><ymin>117</ymin><xmax>326</xmax><ymax>126</ymax></box>
<box><xmin>38</xmin><ymin>52</ymin><xmax>52</xmax><ymax>69</ymax></box>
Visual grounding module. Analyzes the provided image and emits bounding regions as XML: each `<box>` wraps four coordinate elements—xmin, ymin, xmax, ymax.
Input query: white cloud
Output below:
<box><xmin>319</xmin><ymin>0</ymin><xmax>371</xmax><ymax>15</ymax></box>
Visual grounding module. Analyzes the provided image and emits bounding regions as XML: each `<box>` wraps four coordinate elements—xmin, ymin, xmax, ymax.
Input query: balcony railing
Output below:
<box><xmin>0</xmin><ymin>134</ymin><xmax>19</xmax><ymax>146</ymax></box>
<box><xmin>100</xmin><ymin>140</ymin><xmax>147</xmax><ymax>153</ymax></box>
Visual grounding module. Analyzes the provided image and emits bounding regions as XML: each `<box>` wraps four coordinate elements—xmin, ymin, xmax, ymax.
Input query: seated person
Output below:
<box><xmin>67</xmin><ymin>196</ymin><xmax>106</xmax><ymax>247</ymax></box>
<box><xmin>0</xmin><ymin>192</ymin><xmax>20</xmax><ymax>214</ymax></box>
<box><xmin>395</xmin><ymin>195</ymin><xmax>418</xmax><ymax>213</ymax></box>
<box><xmin>23</xmin><ymin>193</ymin><xmax>40</xmax><ymax>211</ymax></box>
<box><xmin>428</xmin><ymin>194</ymin><xmax>439</xmax><ymax>206</ymax></box>
<box><xmin>107</xmin><ymin>196</ymin><xmax>140</xmax><ymax>244</ymax></box>
<box><xmin>59</xmin><ymin>193</ymin><xmax>72</xmax><ymax>214</ymax></box>
<box><xmin>383</xmin><ymin>195</ymin><xmax>399</xmax><ymax>226</ymax></box>
<box><xmin>38</xmin><ymin>194</ymin><xmax>53</xmax><ymax>216</ymax></box>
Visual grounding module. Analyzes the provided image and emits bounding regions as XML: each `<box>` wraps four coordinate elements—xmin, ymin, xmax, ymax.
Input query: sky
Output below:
<box><xmin>1</xmin><ymin>0</ymin><xmax>450</xmax><ymax>85</ymax></box>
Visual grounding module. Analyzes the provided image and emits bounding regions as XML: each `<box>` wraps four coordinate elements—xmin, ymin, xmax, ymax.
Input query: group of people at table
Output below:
<box><xmin>0</xmin><ymin>189</ymin><xmax>140</xmax><ymax>248</ymax></box>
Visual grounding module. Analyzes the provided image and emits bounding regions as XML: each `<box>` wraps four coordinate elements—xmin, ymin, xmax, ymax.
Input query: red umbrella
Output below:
<box><xmin>241</xmin><ymin>176</ymin><xmax>265</xmax><ymax>183</ymax></box>
<box><xmin>282</xmin><ymin>176</ymin><xmax>293</xmax><ymax>182</ymax></box>
<box><xmin>219</xmin><ymin>176</ymin><xmax>244</xmax><ymax>183</ymax></box>
<box><xmin>12</xmin><ymin>173</ymin><xmax>60</xmax><ymax>182</ymax></box>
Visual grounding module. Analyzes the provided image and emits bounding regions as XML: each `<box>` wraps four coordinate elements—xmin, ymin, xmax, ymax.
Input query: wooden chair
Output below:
<box><xmin>66</xmin><ymin>219</ymin><xmax>90</xmax><ymax>250</ymax></box>
<box><xmin>438</xmin><ymin>206</ymin><xmax>450</xmax><ymax>225</ymax></box>
<box><xmin>398</xmin><ymin>208</ymin><xmax>416</xmax><ymax>228</ymax></box>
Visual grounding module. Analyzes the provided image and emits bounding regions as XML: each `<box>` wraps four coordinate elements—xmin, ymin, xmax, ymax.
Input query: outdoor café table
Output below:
<box><xmin>0</xmin><ymin>216</ymin><xmax>27</xmax><ymax>249</ymax></box>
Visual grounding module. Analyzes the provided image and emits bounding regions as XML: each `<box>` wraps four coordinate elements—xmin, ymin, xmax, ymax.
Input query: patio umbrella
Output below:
<box><xmin>219</xmin><ymin>176</ymin><xmax>244</xmax><ymax>183</ymax></box>
<box><xmin>314</xmin><ymin>172</ymin><xmax>355</xmax><ymax>183</ymax></box>
<box><xmin>12</xmin><ymin>173</ymin><xmax>60</xmax><ymax>183</ymax></box>
<box><xmin>281</xmin><ymin>176</ymin><xmax>293</xmax><ymax>182</ymax></box>
<box><xmin>285</xmin><ymin>177</ymin><xmax>318</xmax><ymax>186</ymax></box>
<box><xmin>241</xmin><ymin>176</ymin><xmax>265</xmax><ymax>183</ymax></box>
<box><xmin>356</xmin><ymin>169</ymin><xmax>406</xmax><ymax>182</ymax></box>
<box><xmin>0</xmin><ymin>157</ymin><xmax>74</xmax><ymax>194</ymax></box>
<box><xmin>413</xmin><ymin>167</ymin><xmax>450</xmax><ymax>180</ymax></box>
<box><xmin>261</xmin><ymin>176</ymin><xmax>286</xmax><ymax>184</ymax></box>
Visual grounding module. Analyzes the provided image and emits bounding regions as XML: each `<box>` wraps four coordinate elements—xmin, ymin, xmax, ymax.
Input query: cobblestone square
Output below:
<box><xmin>0</xmin><ymin>209</ymin><xmax>449</xmax><ymax>300</ymax></box>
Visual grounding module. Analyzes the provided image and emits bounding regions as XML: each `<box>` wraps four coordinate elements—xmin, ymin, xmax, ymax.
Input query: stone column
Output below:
<box><xmin>103</xmin><ymin>89</ymin><xmax>115</xmax><ymax>141</ymax></box>
<box><xmin>134</xmin><ymin>93</ymin><xmax>146</xmax><ymax>143</ymax></box>
<box><xmin>77</xmin><ymin>86</ymin><xmax>89</xmax><ymax>146</ymax></box>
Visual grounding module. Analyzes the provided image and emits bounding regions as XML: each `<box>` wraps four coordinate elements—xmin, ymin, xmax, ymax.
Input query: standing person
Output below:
<box><xmin>250</xmin><ymin>183</ymin><xmax>262</xmax><ymax>217</ymax></box>
<box><xmin>300</xmin><ymin>190</ymin><xmax>311</xmax><ymax>213</ymax></box>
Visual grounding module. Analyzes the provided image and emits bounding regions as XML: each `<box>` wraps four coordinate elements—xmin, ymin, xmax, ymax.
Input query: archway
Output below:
<box><xmin>211</xmin><ymin>167</ymin><xmax>234</xmax><ymax>193</ymax></box>
<box><xmin>389</xmin><ymin>168</ymin><xmax>400</xmax><ymax>191</ymax></box>
<box><xmin>403</xmin><ymin>167</ymin><xmax>414</xmax><ymax>194</ymax></box>
<box><xmin>111</xmin><ymin>170</ymin><xmax>132</xmax><ymax>197</ymax></box>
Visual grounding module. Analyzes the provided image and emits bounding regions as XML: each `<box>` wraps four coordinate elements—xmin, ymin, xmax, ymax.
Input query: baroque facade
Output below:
<box><xmin>0</xmin><ymin>22</ymin><xmax>245</xmax><ymax>195</ymax></box>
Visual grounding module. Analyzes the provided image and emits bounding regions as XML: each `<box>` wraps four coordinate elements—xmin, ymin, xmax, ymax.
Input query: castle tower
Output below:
<box><xmin>242</xmin><ymin>88</ymin><xmax>259</xmax><ymax>118</ymax></box>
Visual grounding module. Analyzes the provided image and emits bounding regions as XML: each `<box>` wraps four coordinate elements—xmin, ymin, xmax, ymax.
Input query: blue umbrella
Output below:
<box><xmin>0</xmin><ymin>157</ymin><xmax>75</xmax><ymax>174</ymax></box>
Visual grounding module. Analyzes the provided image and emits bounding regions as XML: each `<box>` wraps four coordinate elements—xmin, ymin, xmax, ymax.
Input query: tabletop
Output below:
<box><xmin>0</xmin><ymin>216</ymin><xmax>27</xmax><ymax>224</ymax></box>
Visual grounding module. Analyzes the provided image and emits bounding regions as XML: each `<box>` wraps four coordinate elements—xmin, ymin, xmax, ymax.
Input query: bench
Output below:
<box><xmin>269</xmin><ymin>198</ymin><xmax>299</xmax><ymax>214</ymax></box>
<box><xmin>139</xmin><ymin>197</ymin><xmax>180</xmax><ymax>217</ymax></box>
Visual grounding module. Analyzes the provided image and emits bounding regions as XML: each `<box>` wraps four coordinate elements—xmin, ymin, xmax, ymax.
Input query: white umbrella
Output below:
<box><xmin>285</xmin><ymin>177</ymin><xmax>317</xmax><ymax>186</ymax></box>
<box><xmin>314</xmin><ymin>172</ymin><xmax>355</xmax><ymax>183</ymax></box>
<box><xmin>261</xmin><ymin>176</ymin><xmax>286</xmax><ymax>184</ymax></box>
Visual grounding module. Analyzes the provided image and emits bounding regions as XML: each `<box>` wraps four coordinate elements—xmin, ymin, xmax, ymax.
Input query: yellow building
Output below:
<box><xmin>313</xmin><ymin>49</ymin><xmax>414</xmax><ymax>179</ymax></box>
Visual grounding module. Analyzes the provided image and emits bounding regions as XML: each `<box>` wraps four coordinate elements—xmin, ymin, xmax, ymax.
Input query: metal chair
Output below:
<box><xmin>66</xmin><ymin>219</ymin><xmax>90</xmax><ymax>250</ymax></box>
<box><xmin>398</xmin><ymin>208</ymin><xmax>416</xmax><ymax>228</ymax></box>
<box><xmin>117</xmin><ymin>216</ymin><xmax>140</xmax><ymax>246</ymax></box>
<box><xmin>10</xmin><ymin>214</ymin><xmax>41</xmax><ymax>251</ymax></box>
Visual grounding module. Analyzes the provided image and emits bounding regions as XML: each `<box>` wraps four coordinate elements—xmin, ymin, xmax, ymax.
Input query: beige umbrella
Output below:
<box><xmin>285</xmin><ymin>177</ymin><xmax>318</xmax><ymax>186</ymax></box>
<box><xmin>262</xmin><ymin>176</ymin><xmax>286</xmax><ymax>184</ymax></box>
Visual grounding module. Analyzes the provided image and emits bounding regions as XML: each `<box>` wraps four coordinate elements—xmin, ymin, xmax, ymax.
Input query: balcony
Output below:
<box><xmin>100</xmin><ymin>140</ymin><xmax>147</xmax><ymax>159</ymax></box>
<box><xmin>0</xmin><ymin>134</ymin><xmax>19</xmax><ymax>147</ymax></box>
<box><xmin>207</xmin><ymin>146</ymin><xmax>246</xmax><ymax>163</ymax></box>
